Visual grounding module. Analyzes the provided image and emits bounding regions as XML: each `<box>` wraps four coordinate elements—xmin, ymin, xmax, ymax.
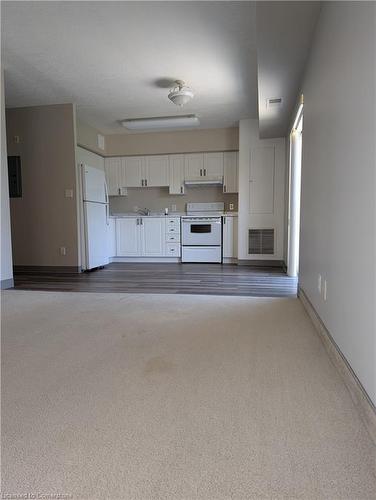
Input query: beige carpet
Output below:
<box><xmin>2</xmin><ymin>291</ymin><xmax>376</xmax><ymax>499</ymax></box>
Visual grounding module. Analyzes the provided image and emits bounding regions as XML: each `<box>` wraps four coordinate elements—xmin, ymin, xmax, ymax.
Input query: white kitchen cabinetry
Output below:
<box><xmin>145</xmin><ymin>156</ymin><xmax>169</xmax><ymax>187</ymax></box>
<box><xmin>116</xmin><ymin>217</ymin><xmax>169</xmax><ymax>257</ymax></box>
<box><xmin>184</xmin><ymin>153</ymin><xmax>204</xmax><ymax>179</ymax></box>
<box><xmin>203</xmin><ymin>152</ymin><xmax>224</xmax><ymax>178</ymax></box>
<box><xmin>249</xmin><ymin>146</ymin><xmax>275</xmax><ymax>214</ymax></box>
<box><xmin>122</xmin><ymin>156</ymin><xmax>169</xmax><ymax>188</ymax></box>
<box><xmin>107</xmin><ymin>218</ymin><xmax>116</xmax><ymax>257</ymax></box>
<box><xmin>169</xmin><ymin>155</ymin><xmax>185</xmax><ymax>194</ymax></box>
<box><xmin>104</xmin><ymin>158</ymin><xmax>127</xmax><ymax>196</ymax></box>
<box><xmin>141</xmin><ymin>217</ymin><xmax>166</xmax><ymax>256</ymax></box>
<box><xmin>116</xmin><ymin>218</ymin><xmax>141</xmax><ymax>256</ymax></box>
<box><xmin>123</xmin><ymin>156</ymin><xmax>144</xmax><ymax>187</ymax></box>
<box><xmin>223</xmin><ymin>152</ymin><xmax>238</xmax><ymax>193</ymax></box>
<box><xmin>223</xmin><ymin>216</ymin><xmax>238</xmax><ymax>259</ymax></box>
<box><xmin>165</xmin><ymin>217</ymin><xmax>181</xmax><ymax>257</ymax></box>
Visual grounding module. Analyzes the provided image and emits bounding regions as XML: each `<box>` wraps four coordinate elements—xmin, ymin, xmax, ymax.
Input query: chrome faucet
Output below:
<box><xmin>137</xmin><ymin>208</ymin><xmax>151</xmax><ymax>216</ymax></box>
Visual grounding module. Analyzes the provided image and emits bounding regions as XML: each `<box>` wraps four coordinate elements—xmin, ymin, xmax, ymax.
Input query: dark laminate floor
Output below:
<box><xmin>13</xmin><ymin>263</ymin><xmax>297</xmax><ymax>297</ymax></box>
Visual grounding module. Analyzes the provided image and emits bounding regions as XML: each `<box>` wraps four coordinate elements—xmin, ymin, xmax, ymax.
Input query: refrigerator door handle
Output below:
<box><xmin>104</xmin><ymin>181</ymin><xmax>109</xmax><ymax>204</ymax></box>
<box><xmin>105</xmin><ymin>203</ymin><xmax>109</xmax><ymax>226</ymax></box>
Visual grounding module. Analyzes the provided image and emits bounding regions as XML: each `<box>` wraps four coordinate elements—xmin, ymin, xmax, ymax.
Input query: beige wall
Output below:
<box><xmin>297</xmin><ymin>2</ymin><xmax>376</xmax><ymax>404</ymax></box>
<box><xmin>6</xmin><ymin>104</ymin><xmax>79</xmax><ymax>268</ymax></box>
<box><xmin>105</xmin><ymin>127</ymin><xmax>239</xmax><ymax>156</ymax></box>
<box><xmin>77</xmin><ymin>120</ymin><xmax>106</xmax><ymax>156</ymax></box>
<box><xmin>1</xmin><ymin>70</ymin><xmax>13</xmax><ymax>286</ymax></box>
<box><xmin>110</xmin><ymin>186</ymin><xmax>238</xmax><ymax>215</ymax></box>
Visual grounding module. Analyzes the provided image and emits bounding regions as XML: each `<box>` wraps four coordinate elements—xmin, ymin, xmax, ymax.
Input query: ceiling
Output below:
<box><xmin>256</xmin><ymin>1</ymin><xmax>321</xmax><ymax>138</ymax></box>
<box><xmin>2</xmin><ymin>1</ymin><xmax>258</xmax><ymax>134</ymax></box>
<box><xmin>2</xmin><ymin>1</ymin><xmax>321</xmax><ymax>137</ymax></box>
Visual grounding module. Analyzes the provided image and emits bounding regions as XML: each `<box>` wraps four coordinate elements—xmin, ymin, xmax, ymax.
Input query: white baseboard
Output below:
<box><xmin>298</xmin><ymin>286</ymin><xmax>376</xmax><ymax>445</ymax></box>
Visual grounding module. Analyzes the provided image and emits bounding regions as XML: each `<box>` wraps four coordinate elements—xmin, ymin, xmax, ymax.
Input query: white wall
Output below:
<box><xmin>299</xmin><ymin>2</ymin><xmax>376</xmax><ymax>404</ymax></box>
<box><xmin>1</xmin><ymin>70</ymin><xmax>13</xmax><ymax>287</ymax></box>
<box><xmin>238</xmin><ymin>119</ymin><xmax>286</xmax><ymax>261</ymax></box>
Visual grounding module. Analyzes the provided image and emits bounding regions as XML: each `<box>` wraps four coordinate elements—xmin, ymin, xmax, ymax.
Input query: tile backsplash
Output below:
<box><xmin>109</xmin><ymin>186</ymin><xmax>238</xmax><ymax>214</ymax></box>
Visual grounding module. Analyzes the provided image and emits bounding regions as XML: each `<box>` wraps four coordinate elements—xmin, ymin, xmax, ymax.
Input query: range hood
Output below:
<box><xmin>185</xmin><ymin>176</ymin><xmax>223</xmax><ymax>186</ymax></box>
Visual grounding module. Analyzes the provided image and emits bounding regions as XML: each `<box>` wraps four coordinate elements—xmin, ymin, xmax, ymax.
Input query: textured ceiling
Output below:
<box><xmin>2</xmin><ymin>1</ymin><xmax>258</xmax><ymax>134</ymax></box>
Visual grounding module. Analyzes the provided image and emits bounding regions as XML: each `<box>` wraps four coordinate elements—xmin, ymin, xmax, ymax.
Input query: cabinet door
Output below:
<box><xmin>116</xmin><ymin>218</ymin><xmax>141</xmax><ymax>256</ymax></box>
<box><xmin>223</xmin><ymin>216</ymin><xmax>238</xmax><ymax>258</ymax></box>
<box><xmin>104</xmin><ymin>158</ymin><xmax>120</xmax><ymax>196</ymax></box>
<box><xmin>184</xmin><ymin>153</ymin><xmax>204</xmax><ymax>179</ymax></box>
<box><xmin>124</xmin><ymin>157</ymin><xmax>144</xmax><ymax>187</ymax></box>
<box><xmin>119</xmin><ymin>158</ymin><xmax>128</xmax><ymax>191</ymax></box>
<box><xmin>203</xmin><ymin>152</ymin><xmax>224</xmax><ymax>178</ymax></box>
<box><xmin>141</xmin><ymin>217</ymin><xmax>165</xmax><ymax>256</ymax></box>
<box><xmin>169</xmin><ymin>155</ymin><xmax>185</xmax><ymax>194</ymax></box>
<box><xmin>223</xmin><ymin>152</ymin><xmax>238</xmax><ymax>193</ymax></box>
<box><xmin>249</xmin><ymin>146</ymin><xmax>275</xmax><ymax>214</ymax></box>
<box><xmin>145</xmin><ymin>156</ymin><xmax>169</xmax><ymax>187</ymax></box>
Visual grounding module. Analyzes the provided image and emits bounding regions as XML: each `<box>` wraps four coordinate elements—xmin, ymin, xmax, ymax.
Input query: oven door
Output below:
<box><xmin>182</xmin><ymin>218</ymin><xmax>222</xmax><ymax>246</ymax></box>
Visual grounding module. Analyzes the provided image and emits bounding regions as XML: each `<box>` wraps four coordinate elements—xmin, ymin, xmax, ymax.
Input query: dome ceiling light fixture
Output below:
<box><xmin>168</xmin><ymin>80</ymin><xmax>194</xmax><ymax>107</ymax></box>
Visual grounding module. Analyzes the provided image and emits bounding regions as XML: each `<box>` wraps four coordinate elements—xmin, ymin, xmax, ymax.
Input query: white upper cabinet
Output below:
<box><xmin>123</xmin><ymin>156</ymin><xmax>144</xmax><ymax>187</ymax></box>
<box><xmin>184</xmin><ymin>153</ymin><xmax>204</xmax><ymax>179</ymax></box>
<box><xmin>145</xmin><ymin>156</ymin><xmax>169</xmax><ymax>187</ymax></box>
<box><xmin>169</xmin><ymin>155</ymin><xmax>185</xmax><ymax>195</ymax></box>
<box><xmin>249</xmin><ymin>146</ymin><xmax>275</xmax><ymax>214</ymax></box>
<box><xmin>104</xmin><ymin>158</ymin><xmax>121</xmax><ymax>196</ymax></box>
<box><xmin>107</xmin><ymin>151</ymin><xmax>238</xmax><ymax>193</ymax></box>
<box><xmin>223</xmin><ymin>152</ymin><xmax>239</xmax><ymax>193</ymax></box>
<box><xmin>203</xmin><ymin>152</ymin><xmax>224</xmax><ymax>178</ymax></box>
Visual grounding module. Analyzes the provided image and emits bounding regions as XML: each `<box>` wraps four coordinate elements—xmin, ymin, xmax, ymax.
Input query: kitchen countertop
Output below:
<box><xmin>110</xmin><ymin>212</ymin><xmax>238</xmax><ymax>218</ymax></box>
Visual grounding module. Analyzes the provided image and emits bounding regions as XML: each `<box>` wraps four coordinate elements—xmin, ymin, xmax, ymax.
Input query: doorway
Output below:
<box><xmin>287</xmin><ymin>99</ymin><xmax>303</xmax><ymax>277</ymax></box>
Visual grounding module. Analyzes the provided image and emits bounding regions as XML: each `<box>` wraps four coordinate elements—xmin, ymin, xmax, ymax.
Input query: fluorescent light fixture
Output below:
<box><xmin>121</xmin><ymin>115</ymin><xmax>200</xmax><ymax>131</ymax></box>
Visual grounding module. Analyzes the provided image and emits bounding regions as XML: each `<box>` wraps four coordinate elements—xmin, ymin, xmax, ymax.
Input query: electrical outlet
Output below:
<box><xmin>323</xmin><ymin>280</ymin><xmax>328</xmax><ymax>301</ymax></box>
<box><xmin>229</xmin><ymin>203</ymin><xmax>234</xmax><ymax>211</ymax></box>
<box><xmin>318</xmin><ymin>274</ymin><xmax>322</xmax><ymax>294</ymax></box>
<box><xmin>171</xmin><ymin>204</ymin><xmax>177</xmax><ymax>212</ymax></box>
<box><xmin>60</xmin><ymin>247</ymin><xmax>66</xmax><ymax>256</ymax></box>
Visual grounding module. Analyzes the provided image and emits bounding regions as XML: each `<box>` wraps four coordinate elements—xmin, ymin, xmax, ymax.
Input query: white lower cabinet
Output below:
<box><xmin>116</xmin><ymin>218</ymin><xmax>141</xmax><ymax>256</ymax></box>
<box><xmin>116</xmin><ymin>217</ymin><xmax>164</xmax><ymax>257</ymax></box>
<box><xmin>107</xmin><ymin>218</ymin><xmax>117</xmax><ymax>257</ymax></box>
<box><xmin>223</xmin><ymin>216</ymin><xmax>238</xmax><ymax>258</ymax></box>
<box><xmin>116</xmin><ymin>217</ymin><xmax>181</xmax><ymax>258</ymax></box>
<box><xmin>141</xmin><ymin>217</ymin><xmax>166</xmax><ymax>256</ymax></box>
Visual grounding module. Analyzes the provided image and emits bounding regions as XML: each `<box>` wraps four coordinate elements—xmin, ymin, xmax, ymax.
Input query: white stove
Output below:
<box><xmin>181</xmin><ymin>203</ymin><xmax>224</xmax><ymax>263</ymax></box>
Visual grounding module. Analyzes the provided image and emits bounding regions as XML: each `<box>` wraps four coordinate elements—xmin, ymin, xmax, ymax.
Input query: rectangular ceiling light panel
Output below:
<box><xmin>122</xmin><ymin>115</ymin><xmax>200</xmax><ymax>131</ymax></box>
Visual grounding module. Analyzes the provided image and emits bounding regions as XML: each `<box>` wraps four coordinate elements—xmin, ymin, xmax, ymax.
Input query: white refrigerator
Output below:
<box><xmin>82</xmin><ymin>164</ymin><xmax>110</xmax><ymax>270</ymax></box>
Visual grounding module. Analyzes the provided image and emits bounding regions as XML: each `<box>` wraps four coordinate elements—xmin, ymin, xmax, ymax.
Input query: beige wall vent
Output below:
<box><xmin>249</xmin><ymin>229</ymin><xmax>274</xmax><ymax>254</ymax></box>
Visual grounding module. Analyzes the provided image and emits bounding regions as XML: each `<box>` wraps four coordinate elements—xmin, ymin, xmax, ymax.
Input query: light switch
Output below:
<box><xmin>65</xmin><ymin>189</ymin><xmax>73</xmax><ymax>198</ymax></box>
<box><xmin>14</xmin><ymin>135</ymin><xmax>20</xmax><ymax>143</ymax></box>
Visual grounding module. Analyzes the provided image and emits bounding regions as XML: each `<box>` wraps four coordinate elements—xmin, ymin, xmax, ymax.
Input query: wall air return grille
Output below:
<box><xmin>249</xmin><ymin>229</ymin><xmax>274</xmax><ymax>255</ymax></box>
